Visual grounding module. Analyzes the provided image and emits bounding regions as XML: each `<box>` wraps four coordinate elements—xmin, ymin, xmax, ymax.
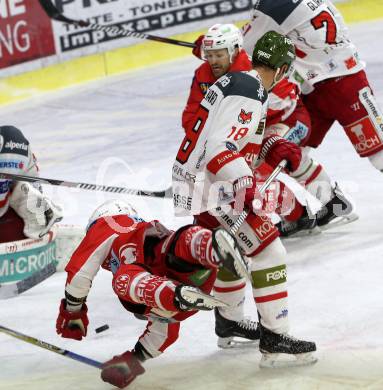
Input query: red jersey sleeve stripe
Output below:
<box><xmin>207</xmin><ymin>150</ymin><xmax>241</xmax><ymax>175</ymax></box>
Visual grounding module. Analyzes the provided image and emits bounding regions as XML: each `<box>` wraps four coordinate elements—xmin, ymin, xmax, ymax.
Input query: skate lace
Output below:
<box><xmin>238</xmin><ymin>317</ymin><xmax>258</xmax><ymax>331</ymax></box>
<box><xmin>280</xmin><ymin>333</ymin><xmax>299</xmax><ymax>343</ymax></box>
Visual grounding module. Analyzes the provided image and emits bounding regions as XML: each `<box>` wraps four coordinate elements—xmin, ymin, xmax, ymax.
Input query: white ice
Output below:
<box><xmin>1</xmin><ymin>20</ymin><xmax>383</xmax><ymax>390</ymax></box>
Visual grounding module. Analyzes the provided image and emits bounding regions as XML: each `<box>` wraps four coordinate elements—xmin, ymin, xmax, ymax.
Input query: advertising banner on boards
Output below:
<box><xmin>0</xmin><ymin>0</ymin><xmax>55</xmax><ymax>69</ymax></box>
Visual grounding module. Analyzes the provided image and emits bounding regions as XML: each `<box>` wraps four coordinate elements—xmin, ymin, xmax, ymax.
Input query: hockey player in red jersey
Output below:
<box><xmin>183</xmin><ymin>24</ymin><xmax>251</xmax><ymax>133</ymax></box>
<box><xmin>173</xmin><ymin>31</ymin><xmax>317</xmax><ymax>367</ymax></box>
<box><xmin>242</xmin><ymin>0</ymin><xmax>383</xmax><ymax>219</ymax></box>
<box><xmin>0</xmin><ymin>125</ymin><xmax>62</xmax><ymax>243</ymax></box>
<box><xmin>55</xmin><ymin>199</ymin><xmax>249</xmax><ymax>388</ymax></box>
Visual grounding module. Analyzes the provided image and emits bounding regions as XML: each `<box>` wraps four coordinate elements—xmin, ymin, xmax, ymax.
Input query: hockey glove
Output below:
<box><xmin>260</xmin><ymin>136</ymin><xmax>302</xmax><ymax>172</ymax></box>
<box><xmin>56</xmin><ymin>299</ymin><xmax>89</xmax><ymax>341</ymax></box>
<box><xmin>174</xmin><ymin>285</ymin><xmax>228</xmax><ymax>311</ymax></box>
<box><xmin>101</xmin><ymin>351</ymin><xmax>145</xmax><ymax>389</ymax></box>
<box><xmin>192</xmin><ymin>34</ymin><xmax>204</xmax><ymax>59</ymax></box>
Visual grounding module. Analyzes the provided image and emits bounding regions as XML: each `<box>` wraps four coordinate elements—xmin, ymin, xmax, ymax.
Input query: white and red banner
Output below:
<box><xmin>0</xmin><ymin>0</ymin><xmax>348</xmax><ymax>77</ymax></box>
<box><xmin>0</xmin><ymin>0</ymin><xmax>55</xmax><ymax>69</ymax></box>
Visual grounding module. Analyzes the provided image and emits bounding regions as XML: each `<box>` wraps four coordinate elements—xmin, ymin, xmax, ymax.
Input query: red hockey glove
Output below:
<box><xmin>192</xmin><ymin>34</ymin><xmax>204</xmax><ymax>59</ymax></box>
<box><xmin>260</xmin><ymin>136</ymin><xmax>302</xmax><ymax>172</ymax></box>
<box><xmin>101</xmin><ymin>351</ymin><xmax>145</xmax><ymax>389</ymax></box>
<box><xmin>56</xmin><ymin>299</ymin><xmax>89</xmax><ymax>341</ymax></box>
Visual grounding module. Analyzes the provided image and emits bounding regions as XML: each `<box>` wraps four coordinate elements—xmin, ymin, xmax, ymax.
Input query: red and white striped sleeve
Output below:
<box><xmin>64</xmin><ymin>217</ymin><xmax>120</xmax><ymax>300</ymax></box>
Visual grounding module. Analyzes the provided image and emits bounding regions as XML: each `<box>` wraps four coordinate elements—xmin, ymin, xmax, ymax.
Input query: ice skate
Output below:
<box><xmin>259</xmin><ymin>323</ymin><xmax>317</xmax><ymax>368</ymax></box>
<box><xmin>316</xmin><ymin>183</ymin><xmax>358</xmax><ymax>230</ymax></box>
<box><xmin>276</xmin><ymin>208</ymin><xmax>320</xmax><ymax>238</ymax></box>
<box><xmin>215</xmin><ymin>308</ymin><xmax>260</xmax><ymax>348</ymax></box>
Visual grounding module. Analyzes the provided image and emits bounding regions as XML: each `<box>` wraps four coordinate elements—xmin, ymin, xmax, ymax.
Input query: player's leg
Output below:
<box><xmin>255</xmin><ymin>161</ymin><xmax>319</xmax><ymax>237</ymax></box>
<box><xmin>164</xmin><ymin>224</ymin><xmax>249</xmax><ymax>287</ymax></box>
<box><xmin>335</xmin><ymin>71</ymin><xmax>383</xmax><ymax>172</ymax></box>
<box><xmin>216</xmin><ymin>209</ymin><xmax>317</xmax><ymax>366</ymax></box>
<box><xmin>195</xmin><ymin>211</ymin><xmax>259</xmax><ymax>348</ymax></box>
<box><xmin>297</xmin><ymin>87</ymin><xmax>358</xmax><ymax>229</ymax></box>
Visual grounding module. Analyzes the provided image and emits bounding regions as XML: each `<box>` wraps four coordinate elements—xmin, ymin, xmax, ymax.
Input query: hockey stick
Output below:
<box><xmin>0</xmin><ymin>325</ymin><xmax>102</xmax><ymax>368</ymax></box>
<box><xmin>38</xmin><ymin>0</ymin><xmax>195</xmax><ymax>49</ymax></box>
<box><xmin>0</xmin><ymin>172</ymin><xmax>172</xmax><ymax>199</ymax></box>
<box><xmin>230</xmin><ymin>160</ymin><xmax>287</xmax><ymax>235</ymax></box>
<box><xmin>0</xmin><ymin>262</ymin><xmax>56</xmax><ymax>300</ymax></box>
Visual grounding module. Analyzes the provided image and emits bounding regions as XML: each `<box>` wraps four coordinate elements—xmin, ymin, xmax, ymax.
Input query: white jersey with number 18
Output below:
<box><xmin>172</xmin><ymin>70</ymin><xmax>268</xmax><ymax>216</ymax></box>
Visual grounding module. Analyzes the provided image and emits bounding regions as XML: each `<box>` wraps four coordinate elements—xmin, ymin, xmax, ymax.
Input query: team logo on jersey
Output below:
<box><xmin>199</xmin><ymin>83</ymin><xmax>211</xmax><ymax>95</ymax></box>
<box><xmin>113</xmin><ymin>274</ymin><xmax>130</xmax><ymax>296</ymax></box>
<box><xmin>238</xmin><ymin>109</ymin><xmax>253</xmax><ymax>124</ymax></box>
<box><xmin>119</xmin><ymin>243</ymin><xmax>137</xmax><ymax>264</ymax></box>
<box><xmin>345</xmin><ymin>56</ymin><xmax>357</xmax><ymax>70</ymax></box>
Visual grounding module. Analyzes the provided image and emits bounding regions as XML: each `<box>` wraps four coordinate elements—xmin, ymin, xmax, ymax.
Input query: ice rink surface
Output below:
<box><xmin>1</xmin><ymin>19</ymin><xmax>383</xmax><ymax>390</ymax></box>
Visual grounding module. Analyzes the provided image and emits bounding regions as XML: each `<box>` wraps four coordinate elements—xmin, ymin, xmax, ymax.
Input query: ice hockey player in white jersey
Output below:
<box><xmin>0</xmin><ymin>125</ymin><xmax>63</xmax><ymax>243</ymax></box>
<box><xmin>242</xmin><ymin>0</ymin><xmax>383</xmax><ymax>225</ymax></box>
<box><xmin>173</xmin><ymin>31</ymin><xmax>317</xmax><ymax>366</ymax></box>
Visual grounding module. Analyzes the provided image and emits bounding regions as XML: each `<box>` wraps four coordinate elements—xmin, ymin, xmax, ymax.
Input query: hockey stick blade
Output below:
<box><xmin>0</xmin><ymin>262</ymin><xmax>56</xmax><ymax>299</ymax></box>
<box><xmin>0</xmin><ymin>325</ymin><xmax>102</xmax><ymax>368</ymax></box>
<box><xmin>213</xmin><ymin>229</ymin><xmax>250</xmax><ymax>280</ymax></box>
<box><xmin>0</xmin><ymin>172</ymin><xmax>172</xmax><ymax>199</ymax></box>
<box><xmin>38</xmin><ymin>0</ymin><xmax>195</xmax><ymax>48</ymax></box>
<box><xmin>181</xmin><ymin>288</ymin><xmax>229</xmax><ymax>310</ymax></box>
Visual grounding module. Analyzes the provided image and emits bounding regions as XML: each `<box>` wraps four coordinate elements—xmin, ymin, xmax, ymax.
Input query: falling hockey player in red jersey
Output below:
<box><xmin>0</xmin><ymin>125</ymin><xmax>62</xmax><ymax>243</ymax></box>
<box><xmin>242</xmin><ymin>0</ymin><xmax>383</xmax><ymax>221</ymax></box>
<box><xmin>55</xmin><ymin>199</ymin><xmax>250</xmax><ymax>388</ymax></box>
<box><xmin>173</xmin><ymin>31</ymin><xmax>317</xmax><ymax>367</ymax></box>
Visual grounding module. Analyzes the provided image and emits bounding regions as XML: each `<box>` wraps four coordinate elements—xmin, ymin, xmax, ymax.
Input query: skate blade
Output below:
<box><xmin>259</xmin><ymin>352</ymin><xmax>318</xmax><ymax>368</ymax></box>
<box><xmin>217</xmin><ymin>336</ymin><xmax>260</xmax><ymax>349</ymax></box>
<box><xmin>319</xmin><ymin>212</ymin><xmax>359</xmax><ymax>231</ymax></box>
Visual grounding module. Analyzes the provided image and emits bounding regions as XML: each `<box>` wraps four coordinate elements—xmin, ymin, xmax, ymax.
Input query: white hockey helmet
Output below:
<box><xmin>86</xmin><ymin>199</ymin><xmax>138</xmax><ymax>230</ymax></box>
<box><xmin>202</xmin><ymin>23</ymin><xmax>243</xmax><ymax>62</ymax></box>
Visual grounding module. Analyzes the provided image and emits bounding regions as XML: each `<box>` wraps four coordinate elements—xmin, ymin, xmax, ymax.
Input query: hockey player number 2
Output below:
<box><xmin>311</xmin><ymin>10</ymin><xmax>338</xmax><ymax>45</ymax></box>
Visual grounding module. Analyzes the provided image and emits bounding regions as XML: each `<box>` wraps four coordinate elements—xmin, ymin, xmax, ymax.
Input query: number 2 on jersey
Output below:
<box><xmin>311</xmin><ymin>10</ymin><xmax>338</xmax><ymax>44</ymax></box>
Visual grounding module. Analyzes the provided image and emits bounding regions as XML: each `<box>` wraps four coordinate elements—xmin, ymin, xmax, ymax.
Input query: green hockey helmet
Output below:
<box><xmin>252</xmin><ymin>31</ymin><xmax>296</xmax><ymax>71</ymax></box>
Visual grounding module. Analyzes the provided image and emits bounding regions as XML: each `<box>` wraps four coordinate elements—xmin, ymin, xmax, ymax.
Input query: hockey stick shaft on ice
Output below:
<box><xmin>0</xmin><ymin>325</ymin><xmax>102</xmax><ymax>368</ymax></box>
<box><xmin>0</xmin><ymin>172</ymin><xmax>172</xmax><ymax>199</ymax></box>
<box><xmin>0</xmin><ymin>262</ymin><xmax>56</xmax><ymax>300</ymax></box>
<box><xmin>38</xmin><ymin>0</ymin><xmax>195</xmax><ymax>48</ymax></box>
<box><xmin>230</xmin><ymin>160</ymin><xmax>287</xmax><ymax>235</ymax></box>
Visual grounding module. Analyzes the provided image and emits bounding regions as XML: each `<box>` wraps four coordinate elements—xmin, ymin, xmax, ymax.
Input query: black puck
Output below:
<box><xmin>95</xmin><ymin>324</ymin><xmax>109</xmax><ymax>334</ymax></box>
